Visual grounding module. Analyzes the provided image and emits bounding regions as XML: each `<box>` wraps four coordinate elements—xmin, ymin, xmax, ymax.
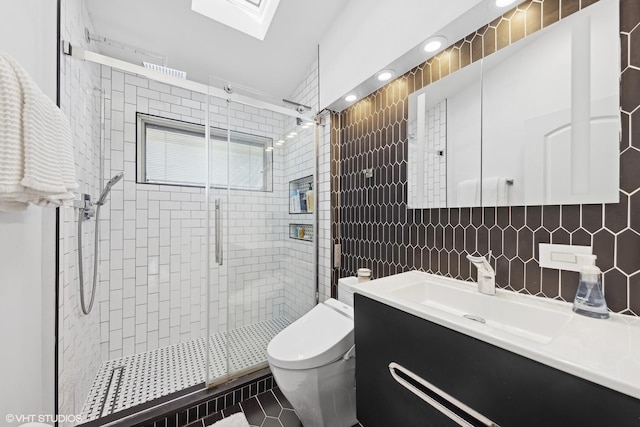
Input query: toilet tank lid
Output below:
<box><xmin>338</xmin><ymin>276</ymin><xmax>359</xmax><ymax>287</ymax></box>
<box><xmin>267</xmin><ymin>302</ymin><xmax>353</xmax><ymax>370</ymax></box>
<box><xmin>324</xmin><ymin>298</ymin><xmax>354</xmax><ymax>319</ymax></box>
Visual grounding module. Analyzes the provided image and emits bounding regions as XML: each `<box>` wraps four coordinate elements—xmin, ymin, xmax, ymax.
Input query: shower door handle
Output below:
<box><xmin>215</xmin><ymin>199</ymin><xmax>223</xmax><ymax>266</ymax></box>
<box><xmin>219</xmin><ymin>198</ymin><xmax>223</xmax><ymax>265</ymax></box>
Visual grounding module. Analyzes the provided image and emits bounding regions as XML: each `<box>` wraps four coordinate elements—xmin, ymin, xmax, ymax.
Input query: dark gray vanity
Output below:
<box><xmin>355</xmin><ymin>294</ymin><xmax>640</xmax><ymax>426</ymax></box>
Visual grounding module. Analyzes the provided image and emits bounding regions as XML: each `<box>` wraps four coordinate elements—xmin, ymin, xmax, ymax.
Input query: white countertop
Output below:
<box><xmin>351</xmin><ymin>271</ymin><xmax>640</xmax><ymax>400</ymax></box>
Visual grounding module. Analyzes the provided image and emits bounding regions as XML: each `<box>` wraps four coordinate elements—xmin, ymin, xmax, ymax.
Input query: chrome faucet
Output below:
<box><xmin>467</xmin><ymin>252</ymin><xmax>496</xmax><ymax>295</ymax></box>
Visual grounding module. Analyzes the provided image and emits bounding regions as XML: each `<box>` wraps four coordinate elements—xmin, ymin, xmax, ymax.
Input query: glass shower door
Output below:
<box><xmin>223</xmin><ymin>98</ymin><xmax>284</xmax><ymax>379</ymax></box>
<box><xmin>205</xmin><ymin>81</ymin><xmax>319</xmax><ymax>386</ymax></box>
<box><xmin>205</xmin><ymin>90</ymin><xmax>228</xmax><ymax>386</ymax></box>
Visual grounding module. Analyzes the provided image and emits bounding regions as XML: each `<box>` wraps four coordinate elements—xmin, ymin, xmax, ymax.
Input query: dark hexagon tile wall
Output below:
<box><xmin>332</xmin><ymin>0</ymin><xmax>640</xmax><ymax>316</ymax></box>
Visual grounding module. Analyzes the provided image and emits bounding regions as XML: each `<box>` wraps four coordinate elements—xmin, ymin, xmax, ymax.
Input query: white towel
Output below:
<box><xmin>0</xmin><ymin>55</ymin><xmax>24</xmax><ymax>196</ymax></box>
<box><xmin>456</xmin><ymin>179</ymin><xmax>480</xmax><ymax>206</ymax></box>
<box><xmin>0</xmin><ymin>53</ymin><xmax>77</xmax><ymax>211</ymax></box>
<box><xmin>482</xmin><ymin>176</ymin><xmax>509</xmax><ymax>205</ymax></box>
<box><xmin>208</xmin><ymin>412</ymin><xmax>250</xmax><ymax>427</ymax></box>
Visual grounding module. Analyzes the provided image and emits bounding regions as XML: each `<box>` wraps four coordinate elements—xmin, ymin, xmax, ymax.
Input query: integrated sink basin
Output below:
<box><xmin>351</xmin><ymin>270</ymin><xmax>640</xmax><ymax>401</ymax></box>
<box><xmin>389</xmin><ymin>278</ymin><xmax>571</xmax><ymax>344</ymax></box>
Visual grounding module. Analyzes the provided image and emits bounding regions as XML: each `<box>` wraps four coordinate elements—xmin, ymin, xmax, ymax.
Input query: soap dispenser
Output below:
<box><xmin>572</xmin><ymin>254</ymin><xmax>609</xmax><ymax>319</ymax></box>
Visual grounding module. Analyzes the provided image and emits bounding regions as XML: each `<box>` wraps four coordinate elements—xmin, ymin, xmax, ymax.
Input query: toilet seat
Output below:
<box><xmin>267</xmin><ymin>300</ymin><xmax>354</xmax><ymax>370</ymax></box>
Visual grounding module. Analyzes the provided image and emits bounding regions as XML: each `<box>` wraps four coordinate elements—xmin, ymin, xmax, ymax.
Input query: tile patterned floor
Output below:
<box><xmin>81</xmin><ymin>317</ymin><xmax>290</xmax><ymax>422</ymax></box>
<box><xmin>186</xmin><ymin>387</ymin><xmax>364</xmax><ymax>427</ymax></box>
<box><xmin>185</xmin><ymin>387</ymin><xmax>301</xmax><ymax>427</ymax></box>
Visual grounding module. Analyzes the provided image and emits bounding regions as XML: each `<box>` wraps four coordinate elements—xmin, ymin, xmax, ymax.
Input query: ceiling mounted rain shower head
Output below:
<box><xmin>143</xmin><ymin>62</ymin><xmax>187</xmax><ymax>79</ymax></box>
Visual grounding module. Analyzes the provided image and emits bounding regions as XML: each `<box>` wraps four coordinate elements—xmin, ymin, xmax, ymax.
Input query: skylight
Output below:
<box><xmin>237</xmin><ymin>0</ymin><xmax>262</xmax><ymax>8</ymax></box>
<box><xmin>191</xmin><ymin>0</ymin><xmax>281</xmax><ymax>40</ymax></box>
<box><xmin>228</xmin><ymin>0</ymin><xmax>262</xmax><ymax>14</ymax></box>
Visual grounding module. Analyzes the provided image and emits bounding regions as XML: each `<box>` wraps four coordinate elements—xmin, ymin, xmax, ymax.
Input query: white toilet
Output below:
<box><xmin>267</xmin><ymin>277</ymin><xmax>359</xmax><ymax>427</ymax></box>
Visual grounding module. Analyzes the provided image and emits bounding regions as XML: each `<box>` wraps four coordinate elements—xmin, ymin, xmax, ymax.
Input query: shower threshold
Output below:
<box><xmin>80</xmin><ymin>316</ymin><xmax>290</xmax><ymax>423</ymax></box>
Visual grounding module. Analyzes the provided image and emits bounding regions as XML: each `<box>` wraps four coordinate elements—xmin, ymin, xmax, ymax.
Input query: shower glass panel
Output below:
<box><xmin>206</xmin><ymin>78</ymin><xmax>319</xmax><ymax>385</ymax></box>
<box><xmin>223</xmin><ymin>98</ymin><xmax>287</xmax><ymax>380</ymax></box>
<box><xmin>60</xmin><ymin>60</ymin><xmax>213</xmax><ymax>422</ymax></box>
<box><xmin>204</xmin><ymin>92</ymin><xmax>229</xmax><ymax>385</ymax></box>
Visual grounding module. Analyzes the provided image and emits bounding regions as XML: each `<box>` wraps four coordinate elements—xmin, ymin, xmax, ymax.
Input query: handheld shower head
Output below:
<box><xmin>97</xmin><ymin>172</ymin><xmax>124</xmax><ymax>205</ymax></box>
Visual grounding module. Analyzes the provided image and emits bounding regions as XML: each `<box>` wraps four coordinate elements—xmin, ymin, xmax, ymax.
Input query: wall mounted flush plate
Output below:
<box><xmin>539</xmin><ymin>244</ymin><xmax>592</xmax><ymax>272</ymax></box>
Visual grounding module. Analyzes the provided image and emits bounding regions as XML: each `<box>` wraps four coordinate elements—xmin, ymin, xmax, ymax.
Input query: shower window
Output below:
<box><xmin>137</xmin><ymin>113</ymin><xmax>273</xmax><ymax>191</ymax></box>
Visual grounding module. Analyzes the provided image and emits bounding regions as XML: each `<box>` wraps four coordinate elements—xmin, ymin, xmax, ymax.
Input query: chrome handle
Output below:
<box><xmin>388</xmin><ymin>362</ymin><xmax>499</xmax><ymax>427</ymax></box>
<box><xmin>215</xmin><ymin>199</ymin><xmax>220</xmax><ymax>265</ymax></box>
<box><xmin>215</xmin><ymin>199</ymin><xmax>223</xmax><ymax>266</ymax></box>
<box><xmin>219</xmin><ymin>200</ymin><xmax>223</xmax><ymax>265</ymax></box>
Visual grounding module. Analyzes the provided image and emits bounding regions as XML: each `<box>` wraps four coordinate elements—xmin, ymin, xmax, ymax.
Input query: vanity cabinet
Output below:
<box><xmin>354</xmin><ymin>294</ymin><xmax>640</xmax><ymax>427</ymax></box>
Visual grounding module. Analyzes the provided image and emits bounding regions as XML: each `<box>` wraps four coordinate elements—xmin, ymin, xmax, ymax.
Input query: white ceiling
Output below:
<box><xmin>85</xmin><ymin>0</ymin><xmax>345</xmax><ymax>103</ymax></box>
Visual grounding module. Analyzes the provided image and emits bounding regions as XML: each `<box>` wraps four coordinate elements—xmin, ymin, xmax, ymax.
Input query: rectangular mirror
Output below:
<box><xmin>408</xmin><ymin>60</ymin><xmax>482</xmax><ymax>208</ymax></box>
<box><xmin>482</xmin><ymin>0</ymin><xmax>619</xmax><ymax>206</ymax></box>
<box><xmin>407</xmin><ymin>0</ymin><xmax>619</xmax><ymax>209</ymax></box>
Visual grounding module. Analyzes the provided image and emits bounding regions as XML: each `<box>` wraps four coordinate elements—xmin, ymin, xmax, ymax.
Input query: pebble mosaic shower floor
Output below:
<box><xmin>81</xmin><ymin>317</ymin><xmax>290</xmax><ymax>422</ymax></box>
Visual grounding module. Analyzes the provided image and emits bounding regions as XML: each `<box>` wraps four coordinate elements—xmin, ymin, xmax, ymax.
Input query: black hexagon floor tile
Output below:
<box><xmin>194</xmin><ymin>387</ymin><xmax>365</xmax><ymax>427</ymax></box>
<box><xmin>278</xmin><ymin>409</ymin><xmax>302</xmax><ymax>427</ymax></box>
<box><xmin>261</xmin><ymin>417</ymin><xmax>283</xmax><ymax>427</ymax></box>
<box><xmin>240</xmin><ymin>397</ymin><xmax>266</xmax><ymax>426</ymax></box>
<box><xmin>257</xmin><ymin>390</ymin><xmax>283</xmax><ymax>418</ymax></box>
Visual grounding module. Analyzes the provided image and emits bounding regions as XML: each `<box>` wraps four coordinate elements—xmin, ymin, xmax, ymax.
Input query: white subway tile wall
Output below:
<box><xmin>100</xmin><ymin>70</ymin><xmax>293</xmax><ymax>359</ymax></box>
<box><xmin>58</xmin><ymin>0</ymin><xmax>103</xmax><ymax>423</ymax></box>
<box><xmin>221</xmin><ymin>101</ymin><xmax>285</xmax><ymax>333</ymax></box>
<box><xmin>281</xmin><ymin>60</ymin><xmax>333</xmax><ymax>319</ymax></box>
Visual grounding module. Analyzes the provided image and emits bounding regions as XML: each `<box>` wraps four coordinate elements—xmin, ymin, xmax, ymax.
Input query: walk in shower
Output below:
<box><xmin>58</xmin><ymin>16</ymin><xmax>319</xmax><ymax>422</ymax></box>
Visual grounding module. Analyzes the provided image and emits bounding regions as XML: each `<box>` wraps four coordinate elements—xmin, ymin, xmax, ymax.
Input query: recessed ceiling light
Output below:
<box><xmin>286</xmin><ymin>134</ymin><xmax>294</xmax><ymax>139</ymax></box>
<box><xmin>377</xmin><ymin>70</ymin><xmax>395</xmax><ymax>82</ymax></box>
<box><xmin>265</xmin><ymin>146</ymin><xmax>274</xmax><ymax>151</ymax></box>
<box><xmin>495</xmin><ymin>0</ymin><xmax>517</xmax><ymax>7</ymax></box>
<box><xmin>423</xmin><ymin>36</ymin><xmax>447</xmax><ymax>53</ymax></box>
<box><xmin>345</xmin><ymin>94</ymin><xmax>357</xmax><ymax>102</ymax></box>
<box><xmin>275</xmin><ymin>140</ymin><xmax>284</xmax><ymax>146</ymax></box>
<box><xmin>289</xmin><ymin>131</ymin><xmax>297</xmax><ymax>136</ymax></box>
<box><xmin>306</xmin><ymin>121</ymin><xmax>314</xmax><ymax>127</ymax></box>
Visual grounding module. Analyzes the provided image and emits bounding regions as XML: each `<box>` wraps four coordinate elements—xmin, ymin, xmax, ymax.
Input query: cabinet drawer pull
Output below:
<box><xmin>388</xmin><ymin>362</ymin><xmax>499</xmax><ymax>427</ymax></box>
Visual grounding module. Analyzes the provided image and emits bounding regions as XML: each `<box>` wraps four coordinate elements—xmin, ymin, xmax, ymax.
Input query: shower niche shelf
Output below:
<box><xmin>289</xmin><ymin>223</ymin><xmax>313</xmax><ymax>242</ymax></box>
<box><xmin>289</xmin><ymin>175</ymin><xmax>313</xmax><ymax>214</ymax></box>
